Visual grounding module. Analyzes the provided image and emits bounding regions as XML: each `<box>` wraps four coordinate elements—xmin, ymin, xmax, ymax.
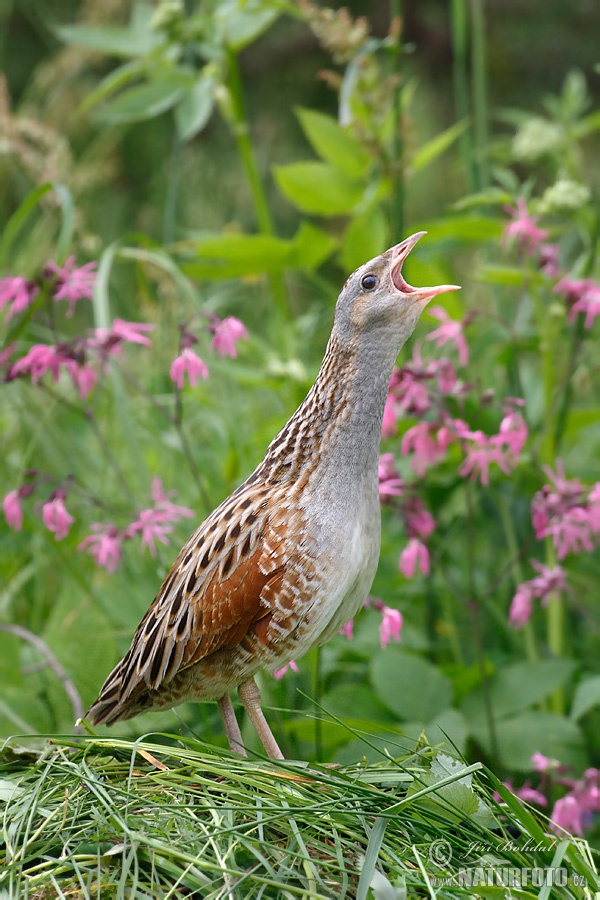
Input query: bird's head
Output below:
<box><xmin>332</xmin><ymin>232</ymin><xmax>460</xmax><ymax>352</ymax></box>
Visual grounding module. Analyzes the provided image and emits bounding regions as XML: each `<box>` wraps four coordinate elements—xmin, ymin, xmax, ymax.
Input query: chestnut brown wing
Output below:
<box><xmin>86</xmin><ymin>483</ymin><xmax>300</xmax><ymax>724</ymax></box>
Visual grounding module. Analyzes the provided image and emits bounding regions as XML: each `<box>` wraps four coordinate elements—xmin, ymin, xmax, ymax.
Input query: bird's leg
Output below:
<box><xmin>217</xmin><ymin>694</ymin><xmax>247</xmax><ymax>756</ymax></box>
<box><xmin>238</xmin><ymin>678</ymin><xmax>284</xmax><ymax>760</ymax></box>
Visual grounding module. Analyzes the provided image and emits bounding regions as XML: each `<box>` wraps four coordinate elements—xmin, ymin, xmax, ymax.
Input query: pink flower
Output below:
<box><xmin>551</xmin><ymin>795</ymin><xmax>584</xmax><ymax>836</ymax></box>
<box><xmin>381</xmin><ymin>393</ymin><xmax>398</xmax><ymax>438</ymax></box>
<box><xmin>426</xmin><ymin>306</ymin><xmax>469</xmax><ymax>366</ymax></box>
<box><xmin>10</xmin><ymin>344</ymin><xmax>68</xmax><ymax>383</ymax></box>
<box><xmin>210</xmin><ymin>316</ymin><xmax>248</xmax><ymax>358</ymax></box>
<box><xmin>529</xmin><ymin>561</ymin><xmax>567</xmax><ymax>603</ymax></box>
<box><xmin>127</xmin><ymin>479</ymin><xmax>194</xmax><ymax>556</ymax></box>
<box><xmin>503</xmin><ymin>198</ymin><xmax>549</xmax><ymax>254</ymax></box>
<box><xmin>339</xmin><ymin>620</ymin><xmax>354</xmax><ymax>640</ymax></box>
<box><xmin>378</xmin><ymin>453</ymin><xmax>403</xmax><ymax>499</ymax></box>
<box><xmin>127</xmin><ymin>508</ymin><xmax>173</xmax><ymax>556</ymax></box>
<box><xmin>46</xmin><ymin>256</ymin><xmax>97</xmax><ymax>316</ymax></box>
<box><xmin>0</xmin><ymin>276</ymin><xmax>38</xmax><ymax>320</ymax></box>
<box><xmin>493</xmin><ymin>410</ymin><xmax>528</xmax><ymax>458</ymax></box>
<box><xmin>588</xmin><ymin>483</ymin><xmax>600</xmax><ymax>532</ymax></box>
<box><xmin>569</xmin><ymin>282</ymin><xmax>600</xmax><ymax>330</ymax></box>
<box><xmin>42</xmin><ymin>495</ymin><xmax>74</xmax><ymax>540</ymax></box>
<box><xmin>531</xmin><ymin>751</ymin><xmax>556</xmax><ymax>772</ymax></box>
<box><xmin>539</xmin><ymin>242</ymin><xmax>560</xmax><ymax>277</ymax></box>
<box><xmin>273</xmin><ymin>660</ymin><xmax>299</xmax><ymax>680</ymax></box>
<box><xmin>170</xmin><ymin>348</ymin><xmax>209</xmax><ymax>389</ymax></box>
<box><xmin>90</xmin><ymin>319</ymin><xmax>154</xmax><ymax>354</ymax></box>
<box><xmin>151</xmin><ymin>477</ymin><xmax>195</xmax><ymax>521</ymax></box>
<box><xmin>3</xmin><ymin>489</ymin><xmax>23</xmax><ymax>530</ymax></box>
<box><xmin>437</xmin><ymin>417</ymin><xmax>470</xmax><ymax>454</ymax></box>
<box><xmin>404</xmin><ymin>496</ymin><xmax>435</xmax><ymax>540</ymax></box>
<box><xmin>69</xmin><ymin>363</ymin><xmax>97</xmax><ymax>400</ymax></box>
<box><xmin>546</xmin><ymin>507</ymin><xmax>594</xmax><ymax>560</ymax></box>
<box><xmin>509</xmin><ymin>584</ymin><xmax>533</xmax><ymax>628</ymax></box>
<box><xmin>530</xmin><ymin>461</ymin><xmax>586</xmax><ymax>542</ymax></box>
<box><xmin>401</xmin><ymin>422</ymin><xmax>441</xmax><ymax>476</ymax></box>
<box><xmin>399</xmin><ymin>538</ymin><xmax>430</xmax><ymax>578</ymax></box>
<box><xmin>515</xmin><ymin>782</ymin><xmax>548</xmax><ymax>807</ymax></box>
<box><xmin>554</xmin><ymin>276</ymin><xmax>593</xmax><ymax>306</ymax></box>
<box><xmin>79</xmin><ymin>524</ymin><xmax>122</xmax><ymax>573</ymax></box>
<box><xmin>459</xmin><ymin>431</ymin><xmax>513</xmax><ymax>486</ymax></box>
<box><xmin>377</xmin><ymin>604</ymin><xmax>403</xmax><ymax>649</ymax></box>
<box><xmin>509</xmin><ymin>561</ymin><xmax>567</xmax><ymax>629</ymax></box>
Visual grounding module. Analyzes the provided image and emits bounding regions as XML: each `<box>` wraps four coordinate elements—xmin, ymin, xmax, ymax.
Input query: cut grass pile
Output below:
<box><xmin>0</xmin><ymin>732</ymin><xmax>598</xmax><ymax>898</ymax></box>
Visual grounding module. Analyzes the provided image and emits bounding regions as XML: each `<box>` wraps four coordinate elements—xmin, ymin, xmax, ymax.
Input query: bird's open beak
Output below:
<box><xmin>390</xmin><ymin>232</ymin><xmax>460</xmax><ymax>303</ymax></box>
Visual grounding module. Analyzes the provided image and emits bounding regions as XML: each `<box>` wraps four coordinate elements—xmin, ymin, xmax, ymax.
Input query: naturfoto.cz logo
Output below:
<box><xmin>430</xmin><ymin>867</ymin><xmax>587</xmax><ymax>889</ymax></box>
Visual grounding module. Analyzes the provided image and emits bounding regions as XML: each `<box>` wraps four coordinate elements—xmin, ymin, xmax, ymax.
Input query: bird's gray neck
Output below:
<box><xmin>262</xmin><ymin>332</ymin><xmax>402</xmax><ymax>483</ymax></box>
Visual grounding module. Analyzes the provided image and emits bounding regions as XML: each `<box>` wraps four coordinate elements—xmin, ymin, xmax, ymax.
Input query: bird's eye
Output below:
<box><xmin>361</xmin><ymin>273</ymin><xmax>379</xmax><ymax>291</ymax></box>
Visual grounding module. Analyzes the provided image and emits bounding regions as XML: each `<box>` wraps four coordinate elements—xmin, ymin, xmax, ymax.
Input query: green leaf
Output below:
<box><xmin>453</xmin><ymin>188</ymin><xmax>513</xmax><ymax>210</ymax></box>
<box><xmin>416</xmin><ymin>216</ymin><xmax>503</xmax><ymax>242</ymax></box>
<box><xmin>461</xmin><ymin>659</ymin><xmax>577</xmax><ymax>722</ymax></box>
<box><xmin>99</xmin><ymin>79</ymin><xmax>187</xmax><ymax>124</ymax></box>
<box><xmin>55</xmin><ymin>24</ymin><xmax>162</xmax><ymax>57</ymax></box>
<box><xmin>296</xmin><ymin>107</ymin><xmax>371</xmax><ymax>179</ymax></box>
<box><xmin>216</xmin><ymin>0</ymin><xmax>281</xmax><ymax>50</ymax></box>
<box><xmin>570</xmin><ymin>675</ymin><xmax>600</xmax><ymax>721</ymax></box>
<box><xmin>476</xmin><ymin>264</ymin><xmax>533</xmax><ymax>285</ymax></box>
<box><xmin>274</xmin><ymin>162</ymin><xmax>364</xmax><ymax>216</ymax></box>
<box><xmin>175</xmin><ymin>74</ymin><xmax>216</xmax><ymax>141</ymax></box>
<box><xmin>180</xmin><ymin>224</ymin><xmax>335</xmax><ymax>278</ymax></box>
<box><xmin>78</xmin><ymin>60</ymin><xmax>146</xmax><ymax>115</ymax></box>
<box><xmin>425</xmin><ymin>708</ymin><xmax>468</xmax><ymax>754</ymax></box>
<box><xmin>340</xmin><ymin>208</ymin><xmax>388</xmax><ymax>272</ymax></box>
<box><xmin>0</xmin><ymin>182</ymin><xmax>54</xmax><ymax>269</ymax></box>
<box><xmin>370</xmin><ymin>649</ymin><xmax>453</xmax><ymax>722</ymax></box>
<box><xmin>411</xmin><ymin>120</ymin><xmax>468</xmax><ymax>173</ymax></box>
<box><xmin>575</xmin><ymin>109</ymin><xmax>600</xmax><ymax>138</ymax></box>
<box><xmin>492</xmin><ymin>712</ymin><xmax>586</xmax><ymax>773</ymax></box>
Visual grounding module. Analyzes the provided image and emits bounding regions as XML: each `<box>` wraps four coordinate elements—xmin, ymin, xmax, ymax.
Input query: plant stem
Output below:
<box><xmin>389</xmin><ymin>0</ymin><xmax>404</xmax><ymax>238</ymax></box>
<box><xmin>451</xmin><ymin>0</ymin><xmax>478</xmax><ymax>190</ymax></box>
<box><xmin>313</xmin><ymin>646</ymin><xmax>323</xmax><ymax>762</ymax></box>
<box><xmin>464</xmin><ymin>478</ymin><xmax>498</xmax><ymax>766</ymax></box>
<box><xmin>553</xmin><ymin>195</ymin><xmax>600</xmax><ymax>451</ymax></box>
<box><xmin>163</xmin><ymin>128</ymin><xmax>183</xmax><ymax>246</ymax></box>
<box><xmin>497</xmin><ymin>491</ymin><xmax>537</xmax><ymax>662</ymax></box>
<box><xmin>469</xmin><ymin>0</ymin><xmax>489</xmax><ymax>189</ymax></box>
<box><xmin>226</xmin><ymin>51</ymin><xmax>288</xmax><ymax>319</ymax></box>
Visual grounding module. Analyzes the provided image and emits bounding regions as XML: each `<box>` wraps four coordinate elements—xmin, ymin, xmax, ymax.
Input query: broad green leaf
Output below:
<box><xmin>425</xmin><ymin>708</ymin><xmax>468</xmax><ymax>754</ymax></box>
<box><xmin>175</xmin><ymin>74</ymin><xmax>216</xmax><ymax>141</ymax></box>
<box><xmin>491</xmin><ymin>712</ymin><xmax>586</xmax><ymax>773</ymax></box>
<box><xmin>411</xmin><ymin>120</ymin><xmax>468</xmax><ymax>173</ymax></box>
<box><xmin>570</xmin><ymin>675</ymin><xmax>600</xmax><ymax>721</ymax></box>
<box><xmin>296</xmin><ymin>107</ymin><xmax>371</xmax><ymax>179</ymax></box>
<box><xmin>340</xmin><ymin>207</ymin><xmax>388</xmax><ymax>272</ymax></box>
<box><xmin>564</xmin><ymin>408</ymin><xmax>600</xmax><ymax>438</ymax></box>
<box><xmin>56</xmin><ymin>24</ymin><xmax>162</xmax><ymax>57</ymax></box>
<box><xmin>216</xmin><ymin>0</ymin><xmax>281</xmax><ymax>50</ymax></box>
<box><xmin>453</xmin><ymin>188</ymin><xmax>513</xmax><ymax>210</ymax></box>
<box><xmin>274</xmin><ymin>162</ymin><xmax>364</xmax><ymax>216</ymax></box>
<box><xmin>288</xmin><ymin>222</ymin><xmax>337</xmax><ymax>269</ymax></box>
<box><xmin>575</xmin><ymin>109</ymin><xmax>600</xmax><ymax>138</ymax></box>
<box><xmin>78</xmin><ymin>60</ymin><xmax>146</xmax><ymax>115</ymax></box>
<box><xmin>0</xmin><ymin>182</ymin><xmax>54</xmax><ymax>269</ymax></box>
<box><xmin>461</xmin><ymin>659</ymin><xmax>577</xmax><ymax>722</ymax></box>
<box><xmin>99</xmin><ymin>80</ymin><xmax>184</xmax><ymax>123</ymax></box>
<box><xmin>476</xmin><ymin>264</ymin><xmax>534</xmax><ymax>285</ymax></box>
<box><xmin>194</xmin><ymin>232</ymin><xmax>292</xmax><ymax>265</ymax></box>
<box><xmin>180</xmin><ymin>224</ymin><xmax>335</xmax><ymax>278</ymax></box>
<box><xmin>416</xmin><ymin>216</ymin><xmax>503</xmax><ymax>242</ymax></box>
<box><xmin>370</xmin><ymin>649</ymin><xmax>453</xmax><ymax>722</ymax></box>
